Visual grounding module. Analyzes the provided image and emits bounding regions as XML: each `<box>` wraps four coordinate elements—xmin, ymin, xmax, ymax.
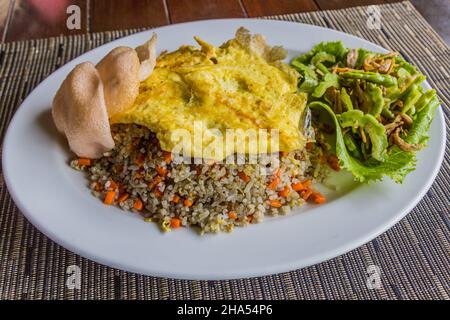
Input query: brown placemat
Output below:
<box><xmin>0</xmin><ymin>1</ymin><xmax>449</xmax><ymax>300</ymax></box>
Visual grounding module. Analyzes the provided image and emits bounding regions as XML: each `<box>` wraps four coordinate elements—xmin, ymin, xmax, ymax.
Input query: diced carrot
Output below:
<box><xmin>273</xmin><ymin>167</ymin><xmax>281</xmax><ymax>177</ymax></box>
<box><xmin>292</xmin><ymin>182</ymin><xmax>305</xmax><ymax>192</ymax></box>
<box><xmin>228</xmin><ymin>212</ymin><xmax>237</xmax><ymax>220</ymax></box>
<box><xmin>267</xmin><ymin>176</ymin><xmax>280</xmax><ymax>190</ymax></box>
<box><xmin>135</xmin><ymin>170</ymin><xmax>144</xmax><ymax>179</ymax></box>
<box><xmin>118</xmin><ymin>193</ymin><xmax>129</xmax><ymax>203</ymax></box>
<box><xmin>184</xmin><ymin>199</ymin><xmax>193</xmax><ymax>207</ymax></box>
<box><xmin>114</xmin><ymin>164</ymin><xmax>124</xmax><ymax>174</ymax></box>
<box><xmin>170</xmin><ymin>218</ymin><xmax>181</xmax><ymax>229</ymax></box>
<box><xmin>300</xmin><ymin>188</ymin><xmax>313</xmax><ymax>201</ymax></box>
<box><xmin>156</xmin><ymin>165</ymin><xmax>167</xmax><ymax>177</ymax></box>
<box><xmin>327</xmin><ymin>154</ymin><xmax>341</xmax><ymax>171</ymax></box>
<box><xmin>78</xmin><ymin>158</ymin><xmax>91</xmax><ymax>166</ymax></box>
<box><xmin>148</xmin><ymin>176</ymin><xmax>163</xmax><ymax>189</ymax></box>
<box><xmin>237</xmin><ymin>171</ymin><xmax>250</xmax><ymax>183</ymax></box>
<box><xmin>154</xmin><ymin>188</ymin><xmax>163</xmax><ymax>198</ymax></box>
<box><xmin>268</xmin><ymin>200</ymin><xmax>282</xmax><ymax>208</ymax></box>
<box><xmin>279</xmin><ymin>151</ymin><xmax>288</xmax><ymax>158</ymax></box>
<box><xmin>247</xmin><ymin>215</ymin><xmax>253</xmax><ymax>223</ymax></box>
<box><xmin>108</xmin><ymin>180</ymin><xmax>118</xmax><ymax>190</ymax></box>
<box><xmin>163</xmin><ymin>151</ymin><xmax>172</xmax><ymax>163</ymax></box>
<box><xmin>278</xmin><ymin>185</ymin><xmax>291</xmax><ymax>198</ymax></box>
<box><xmin>103</xmin><ymin>191</ymin><xmax>116</xmax><ymax>205</ymax></box>
<box><xmin>302</xmin><ymin>179</ymin><xmax>312</xmax><ymax>188</ymax></box>
<box><xmin>172</xmin><ymin>195</ymin><xmax>181</xmax><ymax>204</ymax></box>
<box><xmin>135</xmin><ymin>154</ymin><xmax>145</xmax><ymax>166</ymax></box>
<box><xmin>118</xmin><ymin>183</ymin><xmax>126</xmax><ymax>193</ymax></box>
<box><xmin>309</xmin><ymin>191</ymin><xmax>326</xmax><ymax>204</ymax></box>
<box><xmin>306</xmin><ymin>142</ymin><xmax>314</xmax><ymax>151</ymax></box>
<box><xmin>134</xmin><ymin>198</ymin><xmax>143</xmax><ymax>211</ymax></box>
<box><xmin>93</xmin><ymin>181</ymin><xmax>102</xmax><ymax>191</ymax></box>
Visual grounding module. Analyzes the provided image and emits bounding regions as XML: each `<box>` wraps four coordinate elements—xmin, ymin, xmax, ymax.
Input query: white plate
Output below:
<box><xmin>2</xmin><ymin>19</ymin><xmax>445</xmax><ymax>280</ymax></box>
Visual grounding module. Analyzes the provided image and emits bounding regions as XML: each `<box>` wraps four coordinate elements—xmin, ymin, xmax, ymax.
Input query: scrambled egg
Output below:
<box><xmin>111</xmin><ymin>28</ymin><xmax>307</xmax><ymax>160</ymax></box>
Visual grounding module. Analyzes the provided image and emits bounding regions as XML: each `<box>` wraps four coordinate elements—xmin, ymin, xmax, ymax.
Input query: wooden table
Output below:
<box><xmin>0</xmin><ymin>0</ymin><xmax>448</xmax><ymax>44</ymax></box>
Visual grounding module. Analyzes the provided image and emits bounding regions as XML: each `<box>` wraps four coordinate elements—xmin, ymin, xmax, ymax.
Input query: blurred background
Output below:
<box><xmin>0</xmin><ymin>0</ymin><xmax>448</xmax><ymax>44</ymax></box>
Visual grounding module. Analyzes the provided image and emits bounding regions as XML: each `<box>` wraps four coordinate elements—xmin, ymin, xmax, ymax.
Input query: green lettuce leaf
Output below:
<box><xmin>337</xmin><ymin>110</ymin><xmax>388</xmax><ymax>162</ymax></box>
<box><xmin>312</xmin><ymin>73</ymin><xmax>339</xmax><ymax>98</ymax></box>
<box><xmin>291</xmin><ymin>60</ymin><xmax>319</xmax><ymax>92</ymax></box>
<box><xmin>365</xmin><ymin>83</ymin><xmax>384</xmax><ymax>116</ymax></box>
<box><xmin>355</xmin><ymin>48</ymin><xmax>373</xmax><ymax>69</ymax></box>
<box><xmin>308</xmin><ymin>97</ymin><xmax>439</xmax><ymax>183</ymax></box>
<box><xmin>310</xmin><ymin>51</ymin><xmax>336</xmax><ymax>66</ymax></box>
<box><xmin>293</xmin><ymin>41</ymin><xmax>348</xmax><ymax>65</ymax></box>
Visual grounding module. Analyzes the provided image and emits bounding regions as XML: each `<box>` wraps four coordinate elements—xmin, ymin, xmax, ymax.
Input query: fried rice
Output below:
<box><xmin>71</xmin><ymin>124</ymin><xmax>322</xmax><ymax>234</ymax></box>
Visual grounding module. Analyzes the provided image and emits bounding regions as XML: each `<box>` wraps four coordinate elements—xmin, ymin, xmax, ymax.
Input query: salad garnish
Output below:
<box><xmin>292</xmin><ymin>41</ymin><xmax>440</xmax><ymax>183</ymax></box>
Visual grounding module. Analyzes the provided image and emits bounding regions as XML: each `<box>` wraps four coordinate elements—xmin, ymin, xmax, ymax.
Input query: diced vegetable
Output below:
<box><xmin>292</xmin><ymin>43</ymin><xmax>439</xmax><ymax>183</ymax></box>
<box><xmin>228</xmin><ymin>212</ymin><xmax>238</xmax><ymax>220</ymax></box>
<box><xmin>309</xmin><ymin>192</ymin><xmax>326</xmax><ymax>204</ymax></box>
<box><xmin>77</xmin><ymin>158</ymin><xmax>91</xmax><ymax>166</ymax></box>
<box><xmin>268</xmin><ymin>200</ymin><xmax>282</xmax><ymax>208</ymax></box>
<box><xmin>118</xmin><ymin>193</ymin><xmax>129</xmax><ymax>203</ymax></box>
<box><xmin>312</xmin><ymin>73</ymin><xmax>339</xmax><ymax>98</ymax></box>
<box><xmin>184</xmin><ymin>199</ymin><xmax>193</xmax><ymax>207</ymax></box>
<box><xmin>170</xmin><ymin>218</ymin><xmax>181</xmax><ymax>228</ymax></box>
<box><xmin>104</xmin><ymin>191</ymin><xmax>116</xmax><ymax>205</ymax></box>
<box><xmin>134</xmin><ymin>198</ymin><xmax>143</xmax><ymax>211</ymax></box>
<box><xmin>237</xmin><ymin>171</ymin><xmax>250</xmax><ymax>183</ymax></box>
<box><xmin>278</xmin><ymin>185</ymin><xmax>291</xmax><ymax>198</ymax></box>
<box><xmin>267</xmin><ymin>176</ymin><xmax>281</xmax><ymax>190</ymax></box>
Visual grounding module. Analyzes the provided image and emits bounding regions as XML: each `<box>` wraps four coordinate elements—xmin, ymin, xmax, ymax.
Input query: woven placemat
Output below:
<box><xmin>0</xmin><ymin>1</ymin><xmax>448</xmax><ymax>300</ymax></box>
